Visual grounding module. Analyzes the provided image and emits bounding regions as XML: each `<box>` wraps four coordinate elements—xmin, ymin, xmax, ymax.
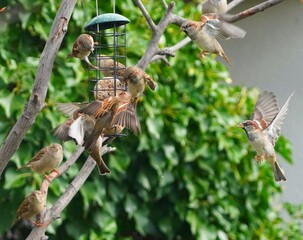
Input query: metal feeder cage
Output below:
<box><xmin>84</xmin><ymin>13</ymin><xmax>130</xmax><ymax>101</ymax></box>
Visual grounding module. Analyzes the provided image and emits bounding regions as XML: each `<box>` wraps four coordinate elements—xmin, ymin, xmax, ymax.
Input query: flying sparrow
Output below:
<box><xmin>66</xmin><ymin>34</ymin><xmax>99</xmax><ymax>70</ymax></box>
<box><xmin>97</xmin><ymin>55</ymin><xmax>126</xmax><ymax>79</ymax></box>
<box><xmin>18</xmin><ymin>143</ymin><xmax>63</xmax><ymax>175</ymax></box>
<box><xmin>54</xmin><ymin>93</ymin><xmax>140</xmax><ymax>175</ymax></box>
<box><xmin>123</xmin><ymin>66</ymin><xmax>157</xmax><ymax>107</ymax></box>
<box><xmin>12</xmin><ymin>190</ymin><xmax>45</xmax><ymax>227</ymax></box>
<box><xmin>81</xmin><ymin>91</ymin><xmax>138</xmax><ymax>150</ymax></box>
<box><xmin>239</xmin><ymin>91</ymin><xmax>293</xmax><ymax>181</ymax></box>
<box><xmin>180</xmin><ymin>16</ymin><xmax>246</xmax><ymax>64</ymax></box>
<box><xmin>202</xmin><ymin>0</ymin><xmax>227</xmax><ymax>14</ymax></box>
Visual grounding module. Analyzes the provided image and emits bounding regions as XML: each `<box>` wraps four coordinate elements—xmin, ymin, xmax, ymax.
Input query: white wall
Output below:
<box><xmin>222</xmin><ymin>0</ymin><xmax>303</xmax><ymax>204</ymax></box>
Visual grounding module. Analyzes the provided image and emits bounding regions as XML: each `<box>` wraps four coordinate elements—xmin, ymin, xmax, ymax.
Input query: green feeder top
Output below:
<box><xmin>84</xmin><ymin>13</ymin><xmax>130</xmax><ymax>31</ymax></box>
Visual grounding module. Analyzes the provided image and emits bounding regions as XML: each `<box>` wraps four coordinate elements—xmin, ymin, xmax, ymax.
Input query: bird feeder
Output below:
<box><xmin>84</xmin><ymin>13</ymin><xmax>130</xmax><ymax>101</ymax></box>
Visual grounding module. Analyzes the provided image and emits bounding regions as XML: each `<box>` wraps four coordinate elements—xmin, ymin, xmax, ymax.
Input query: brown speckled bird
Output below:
<box><xmin>18</xmin><ymin>144</ymin><xmax>63</xmax><ymax>175</ymax></box>
<box><xmin>66</xmin><ymin>34</ymin><xmax>99</xmax><ymax>70</ymax></box>
<box><xmin>123</xmin><ymin>66</ymin><xmax>157</xmax><ymax>107</ymax></box>
<box><xmin>54</xmin><ymin>92</ymin><xmax>140</xmax><ymax>175</ymax></box>
<box><xmin>180</xmin><ymin>15</ymin><xmax>246</xmax><ymax>64</ymax></box>
<box><xmin>98</xmin><ymin>55</ymin><xmax>126</xmax><ymax>79</ymax></box>
<box><xmin>239</xmin><ymin>91</ymin><xmax>293</xmax><ymax>181</ymax></box>
<box><xmin>12</xmin><ymin>190</ymin><xmax>45</xmax><ymax>227</ymax></box>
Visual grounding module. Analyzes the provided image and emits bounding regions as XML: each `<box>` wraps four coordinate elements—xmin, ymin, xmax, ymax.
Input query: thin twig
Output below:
<box><xmin>151</xmin><ymin>55</ymin><xmax>170</xmax><ymax>65</ymax></box>
<box><xmin>137</xmin><ymin>1</ymin><xmax>176</xmax><ymax>70</ymax></box>
<box><xmin>161</xmin><ymin>0</ymin><xmax>168</xmax><ymax>9</ymax></box>
<box><xmin>134</xmin><ymin>0</ymin><xmax>157</xmax><ymax>31</ymax></box>
<box><xmin>226</xmin><ymin>0</ymin><xmax>284</xmax><ymax>23</ymax></box>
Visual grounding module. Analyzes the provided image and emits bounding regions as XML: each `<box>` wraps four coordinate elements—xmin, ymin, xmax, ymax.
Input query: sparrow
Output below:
<box><xmin>180</xmin><ymin>16</ymin><xmax>246</xmax><ymax>64</ymax></box>
<box><xmin>81</xmin><ymin>91</ymin><xmax>139</xmax><ymax>150</ymax></box>
<box><xmin>239</xmin><ymin>91</ymin><xmax>293</xmax><ymax>181</ymax></box>
<box><xmin>97</xmin><ymin>55</ymin><xmax>126</xmax><ymax>79</ymax></box>
<box><xmin>18</xmin><ymin>143</ymin><xmax>63</xmax><ymax>175</ymax></box>
<box><xmin>123</xmin><ymin>66</ymin><xmax>157</xmax><ymax>108</ymax></box>
<box><xmin>202</xmin><ymin>0</ymin><xmax>227</xmax><ymax>14</ymax></box>
<box><xmin>66</xmin><ymin>34</ymin><xmax>99</xmax><ymax>70</ymax></box>
<box><xmin>12</xmin><ymin>190</ymin><xmax>45</xmax><ymax>227</ymax></box>
<box><xmin>54</xmin><ymin>93</ymin><xmax>140</xmax><ymax>175</ymax></box>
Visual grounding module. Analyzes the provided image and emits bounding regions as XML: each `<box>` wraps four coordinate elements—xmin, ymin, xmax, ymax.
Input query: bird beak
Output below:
<box><xmin>238</xmin><ymin>123</ymin><xmax>244</xmax><ymax>128</ymax></box>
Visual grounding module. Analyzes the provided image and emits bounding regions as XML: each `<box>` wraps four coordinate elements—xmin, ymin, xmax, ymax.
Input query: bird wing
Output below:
<box><xmin>203</xmin><ymin>19</ymin><xmax>246</xmax><ymax>40</ymax></box>
<box><xmin>265</xmin><ymin>93</ymin><xmax>293</xmax><ymax>145</ymax></box>
<box><xmin>29</xmin><ymin>147</ymin><xmax>48</xmax><ymax>163</ymax></box>
<box><xmin>113</xmin><ymin>104</ymin><xmax>141</xmax><ymax>135</ymax></box>
<box><xmin>78</xmin><ymin>100</ymin><xmax>103</xmax><ymax>117</ymax></box>
<box><xmin>251</xmin><ymin>91</ymin><xmax>280</xmax><ymax>128</ymax></box>
<box><xmin>56</xmin><ymin>103</ymin><xmax>85</xmax><ymax>117</ymax></box>
<box><xmin>68</xmin><ymin>116</ymin><xmax>85</xmax><ymax>146</ymax></box>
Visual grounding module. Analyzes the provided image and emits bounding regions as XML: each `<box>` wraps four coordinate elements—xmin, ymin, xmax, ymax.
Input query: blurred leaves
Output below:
<box><xmin>0</xmin><ymin>0</ymin><xmax>302</xmax><ymax>240</ymax></box>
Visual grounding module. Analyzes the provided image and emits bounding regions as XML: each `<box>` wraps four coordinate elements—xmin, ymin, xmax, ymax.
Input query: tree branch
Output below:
<box><xmin>226</xmin><ymin>0</ymin><xmax>284</xmax><ymax>23</ymax></box>
<box><xmin>0</xmin><ymin>0</ymin><xmax>77</xmax><ymax>177</ymax></box>
<box><xmin>137</xmin><ymin>1</ymin><xmax>176</xmax><ymax>70</ymax></box>
<box><xmin>26</xmin><ymin>145</ymin><xmax>116</xmax><ymax>240</ymax></box>
<box><xmin>134</xmin><ymin>0</ymin><xmax>157</xmax><ymax>31</ymax></box>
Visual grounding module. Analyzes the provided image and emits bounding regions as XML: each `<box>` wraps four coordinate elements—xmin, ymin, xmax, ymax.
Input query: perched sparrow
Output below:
<box><xmin>18</xmin><ymin>144</ymin><xmax>63</xmax><ymax>175</ymax></box>
<box><xmin>202</xmin><ymin>0</ymin><xmax>227</xmax><ymax>14</ymax></box>
<box><xmin>94</xmin><ymin>77</ymin><xmax>125</xmax><ymax>101</ymax></box>
<box><xmin>239</xmin><ymin>91</ymin><xmax>293</xmax><ymax>181</ymax></box>
<box><xmin>123</xmin><ymin>66</ymin><xmax>157</xmax><ymax>107</ymax></box>
<box><xmin>66</xmin><ymin>34</ymin><xmax>99</xmax><ymax>70</ymax></box>
<box><xmin>180</xmin><ymin>16</ymin><xmax>246</xmax><ymax>64</ymax></box>
<box><xmin>12</xmin><ymin>190</ymin><xmax>45</xmax><ymax>227</ymax></box>
<box><xmin>97</xmin><ymin>55</ymin><xmax>126</xmax><ymax>79</ymax></box>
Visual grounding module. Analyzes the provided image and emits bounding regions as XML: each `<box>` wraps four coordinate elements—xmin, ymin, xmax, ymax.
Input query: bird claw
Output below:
<box><xmin>51</xmin><ymin>169</ymin><xmax>61</xmax><ymax>176</ymax></box>
<box><xmin>198</xmin><ymin>50</ymin><xmax>208</xmax><ymax>59</ymax></box>
<box><xmin>31</xmin><ymin>219</ymin><xmax>51</xmax><ymax>228</ymax></box>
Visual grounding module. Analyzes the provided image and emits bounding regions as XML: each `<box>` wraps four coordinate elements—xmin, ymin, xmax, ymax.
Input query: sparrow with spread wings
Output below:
<box><xmin>239</xmin><ymin>91</ymin><xmax>293</xmax><ymax>181</ymax></box>
<box><xmin>180</xmin><ymin>15</ymin><xmax>246</xmax><ymax>64</ymax></box>
<box><xmin>54</xmin><ymin>91</ymin><xmax>140</xmax><ymax>175</ymax></box>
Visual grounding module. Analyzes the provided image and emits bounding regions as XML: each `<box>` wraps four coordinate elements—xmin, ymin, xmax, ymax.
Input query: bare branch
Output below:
<box><xmin>137</xmin><ymin>1</ymin><xmax>176</xmax><ymax>70</ymax></box>
<box><xmin>161</xmin><ymin>0</ymin><xmax>168</xmax><ymax>9</ymax></box>
<box><xmin>227</xmin><ymin>0</ymin><xmax>246</xmax><ymax>12</ymax></box>
<box><xmin>226</xmin><ymin>0</ymin><xmax>284</xmax><ymax>23</ymax></box>
<box><xmin>26</xmin><ymin>145</ymin><xmax>116</xmax><ymax>240</ymax></box>
<box><xmin>135</xmin><ymin>0</ymin><xmax>157</xmax><ymax>31</ymax></box>
<box><xmin>0</xmin><ymin>0</ymin><xmax>77</xmax><ymax>177</ymax></box>
<box><xmin>151</xmin><ymin>55</ymin><xmax>170</xmax><ymax>65</ymax></box>
<box><xmin>167</xmin><ymin>37</ymin><xmax>191</xmax><ymax>53</ymax></box>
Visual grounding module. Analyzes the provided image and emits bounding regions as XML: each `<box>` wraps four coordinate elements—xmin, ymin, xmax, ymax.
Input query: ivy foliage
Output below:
<box><xmin>0</xmin><ymin>0</ymin><xmax>302</xmax><ymax>239</ymax></box>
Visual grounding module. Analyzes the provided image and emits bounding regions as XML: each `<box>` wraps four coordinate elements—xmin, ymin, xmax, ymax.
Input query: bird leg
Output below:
<box><xmin>51</xmin><ymin>168</ymin><xmax>61</xmax><ymax>176</ymax></box>
<box><xmin>198</xmin><ymin>50</ymin><xmax>209</xmax><ymax>59</ymax></box>
<box><xmin>32</xmin><ymin>219</ymin><xmax>51</xmax><ymax>228</ymax></box>
<box><xmin>43</xmin><ymin>174</ymin><xmax>52</xmax><ymax>183</ymax></box>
